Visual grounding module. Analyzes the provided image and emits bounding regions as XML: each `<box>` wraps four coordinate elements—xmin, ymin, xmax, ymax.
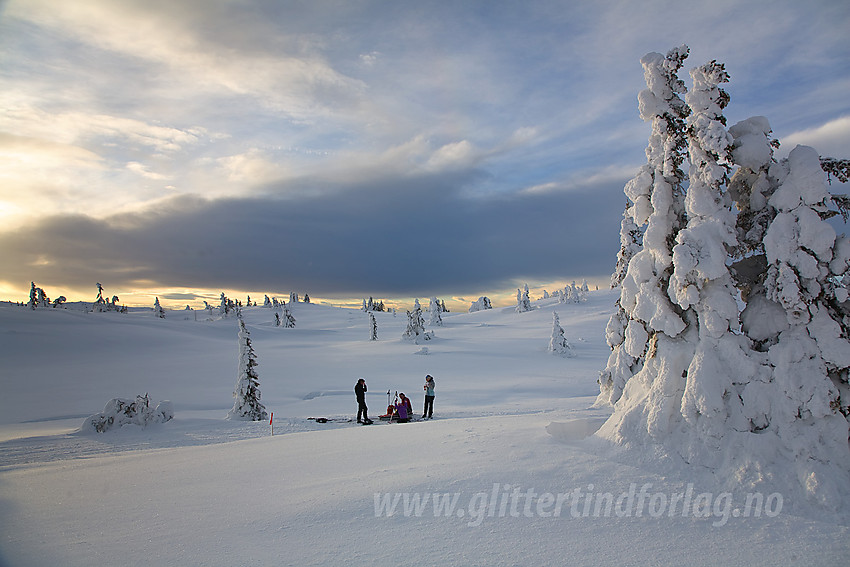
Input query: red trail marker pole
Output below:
<box><xmin>270</xmin><ymin>412</ymin><xmax>274</xmax><ymax>436</ymax></box>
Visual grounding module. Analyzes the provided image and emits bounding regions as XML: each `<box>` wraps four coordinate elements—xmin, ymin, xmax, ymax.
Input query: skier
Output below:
<box><xmin>422</xmin><ymin>375</ymin><xmax>435</xmax><ymax>419</ymax></box>
<box><xmin>355</xmin><ymin>378</ymin><xmax>371</xmax><ymax>424</ymax></box>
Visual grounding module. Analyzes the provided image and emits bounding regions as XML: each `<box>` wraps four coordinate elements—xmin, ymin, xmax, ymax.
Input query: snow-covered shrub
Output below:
<box><xmin>81</xmin><ymin>394</ymin><xmax>173</xmax><ymax>433</ymax></box>
<box><xmin>468</xmin><ymin>296</ymin><xmax>492</xmax><ymax>312</ymax></box>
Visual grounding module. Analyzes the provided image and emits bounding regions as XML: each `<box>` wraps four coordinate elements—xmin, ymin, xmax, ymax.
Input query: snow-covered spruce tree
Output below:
<box><xmin>369</xmin><ymin>312</ymin><xmax>378</xmax><ymax>341</ymax></box>
<box><xmin>28</xmin><ymin>281</ymin><xmax>50</xmax><ymax>309</ymax></box>
<box><xmin>153</xmin><ymin>297</ymin><xmax>165</xmax><ymax>318</ymax></box>
<box><xmin>402</xmin><ymin>302</ymin><xmax>431</xmax><ymax>343</ymax></box>
<box><xmin>548</xmin><ymin>311</ymin><xmax>574</xmax><ymax>357</ymax></box>
<box><xmin>28</xmin><ymin>281</ymin><xmax>37</xmax><ymax>309</ymax></box>
<box><xmin>289</xmin><ymin>292</ymin><xmax>298</xmax><ymax>303</ymax></box>
<box><xmin>282</xmin><ymin>301</ymin><xmax>296</xmax><ymax>328</ymax></box>
<box><xmin>611</xmin><ymin>203</ymin><xmax>643</xmax><ymax>288</ymax></box>
<box><xmin>428</xmin><ymin>297</ymin><xmax>443</xmax><ymax>326</ymax></box>
<box><xmin>264</xmin><ymin>295</ymin><xmax>272</xmax><ymax>308</ymax></box>
<box><xmin>666</xmin><ymin>60</ymin><xmax>761</xmax><ymax>452</ymax></box>
<box><xmin>747</xmin><ymin>145</ymin><xmax>850</xmax><ymax>506</ymax></box>
<box><xmin>569</xmin><ymin>281</ymin><xmax>583</xmax><ymax>303</ymax></box>
<box><xmin>226</xmin><ymin>319</ymin><xmax>268</xmax><ymax>421</ymax></box>
<box><xmin>596</xmin><ymin>46</ymin><xmax>691</xmax><ymax>408</ymax></box>
<box><xmin>274</xmin><ymin>311</ymin><xmax>281</xmax><ymax>327</ymax></box>
<box><xmin>516</xmin><ymin>284</ymin><xmax>532</xmax><ymax>313</ymax></box>
<box><xmin>598</xmin><ymin>47</ymin><xmax>850</xmax><ymax>513</ymax></box>
<box><xmin>219</xmin><ymin>292</ymin><xmax>234</xmax><ymax>317</ymax></box>
<box><xmin>93</xmin><ymin>282</ymin><xmax>107</xmax><ymax>312</ymax></box>
<box><xmin>728</xmin><ymin>117</ymin><xmax>850</xmax><ymax>503</ymax></box>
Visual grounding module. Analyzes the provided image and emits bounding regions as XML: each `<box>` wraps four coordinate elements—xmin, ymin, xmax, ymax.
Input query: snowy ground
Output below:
<box><xmin>1</xmin><ymin>292</ymin><xmax>847</xmax><ymax>566</ymax></box>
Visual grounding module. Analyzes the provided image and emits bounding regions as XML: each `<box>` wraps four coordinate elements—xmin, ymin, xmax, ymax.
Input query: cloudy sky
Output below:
<box><xmin>1</xmin><ymin>0</ymin><xmax>849</xmax><ymax>309</ymax></box>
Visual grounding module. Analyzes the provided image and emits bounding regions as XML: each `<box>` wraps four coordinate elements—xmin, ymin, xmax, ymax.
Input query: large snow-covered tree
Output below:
<box><xmin>597</xmin><ymin>46</ymin><xmax>691</xmax><ymax>407</ymax></box>
<box><xmin>227</xmin><ymin>319</ymin><xmax>268</xmax><ymax>421</ymax></box>
<box><xmin>666</xmin><ymin>60</ymin><xmax>757</xmax><ymax>448</ymax></box>
<box><xmin>597</xmin><ymin>45</ymin><xmax>850</xmax><ymax>512</ymax></box>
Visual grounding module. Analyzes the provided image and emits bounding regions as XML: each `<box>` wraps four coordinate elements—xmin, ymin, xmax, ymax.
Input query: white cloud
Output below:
<box><xmin>5</xmin><ymin>0</ymin><xmax>367</xmax><ymax>123</ymax></box>
<box><xmin>359</xmin><ymin>52</ymin><xmax>380</xmax><ymax>67</ymax></box>
<box><xmin>779</xmin><ymin>116</ymin><xmax>850</xmax><ymax>159</ymax></box>
<box><xmin>126</xmin><ymin>162</ymin><xmax>171</xmax><ymax>181</ymax></box>
<box><xmin>0</xmin><ymin>133</ymin><xmax>108</xmax><ymax>226</ymax></box>
<box><xmin>426</xmin><ymin>140</ymin><xmax>477</xmax><ymax>171</ymax></box>
<box><xmin>0</xmin><ymin>100</ymin><xmax>208</xmax><ymax>155</ymax></box>
<box><xmin>214</xmin><ymin>149</ymin><xmax>288</xmax><ymax>184</ymax></box>
<box><xmin>519</xmin><ymin>163</ymin><xmax>638</xmax><ymax>196</ymax></box>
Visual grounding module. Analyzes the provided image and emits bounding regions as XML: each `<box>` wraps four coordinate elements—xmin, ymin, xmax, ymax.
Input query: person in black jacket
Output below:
<box><xmin>355</xmin><ymin>378</ymin><xmax>371</xmax><ymax>424</ymax></box>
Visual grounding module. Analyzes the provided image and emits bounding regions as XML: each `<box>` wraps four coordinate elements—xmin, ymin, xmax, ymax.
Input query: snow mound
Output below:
<box><xmin>80</xmin><ymin>394</ymin><xmax>173</xmax><ymax>433</ymax></box>
<box><xmin>546</xmin><ymin>417</ymin><xmax>608</xmax><ymax>441</ymax></box>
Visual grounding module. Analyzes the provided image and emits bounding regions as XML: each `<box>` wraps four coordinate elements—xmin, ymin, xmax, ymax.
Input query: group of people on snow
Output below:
<box><xmin>354</xmin><ymin>375</ymin><xmax>435</xmax><ymax>424</ymax></box>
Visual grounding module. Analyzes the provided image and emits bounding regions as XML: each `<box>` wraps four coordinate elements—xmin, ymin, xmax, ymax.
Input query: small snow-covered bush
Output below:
<box><xmin>81</xmin><ymin>394</ymin><xmax>173</xmax><ymax>433</ymax></box>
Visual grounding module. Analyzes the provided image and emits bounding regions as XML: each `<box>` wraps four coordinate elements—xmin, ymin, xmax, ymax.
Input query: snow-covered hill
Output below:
<box><xmin>1</xmin><ymin>292</ymin><xmax>847</xmax><ymax>566</ymax></box>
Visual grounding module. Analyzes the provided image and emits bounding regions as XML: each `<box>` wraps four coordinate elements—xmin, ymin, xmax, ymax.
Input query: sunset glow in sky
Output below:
<box><xmin>1</xmin><ymin>0</ymin><xmax>848</xmax><ymax>309</ymax></box>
